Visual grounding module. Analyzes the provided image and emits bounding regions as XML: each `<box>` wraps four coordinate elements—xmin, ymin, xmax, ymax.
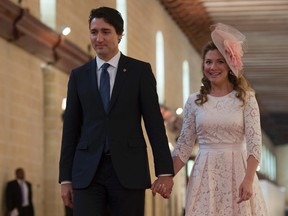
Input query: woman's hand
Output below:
<box><xmin>151</xmin><ymin>176</ymin><xmax>173</xmax><ymax>199</ymax></box>
<box><xmin>237</xmin><ymin>178</ymin><xmax>253</xmax><ymax>204</ymax></box>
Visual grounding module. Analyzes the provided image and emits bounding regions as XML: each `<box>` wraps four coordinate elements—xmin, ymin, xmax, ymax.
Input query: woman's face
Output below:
<box><xmin>203</xmin><ymin>49</ymin><xmax>230</xmax><ymax>85</ymax></box>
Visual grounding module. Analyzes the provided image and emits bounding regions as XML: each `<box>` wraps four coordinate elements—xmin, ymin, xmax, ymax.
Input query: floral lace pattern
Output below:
<box><xmin>173</xmin><ymin>91</ymin><xmax>268</xmax><ymax>216</ymax></box>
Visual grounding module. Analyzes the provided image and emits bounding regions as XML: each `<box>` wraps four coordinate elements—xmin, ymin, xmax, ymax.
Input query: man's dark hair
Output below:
<box><xmin>89</xmin><ymin>7</ymin><xmax>124</xmax><ymax>35</ymax></box>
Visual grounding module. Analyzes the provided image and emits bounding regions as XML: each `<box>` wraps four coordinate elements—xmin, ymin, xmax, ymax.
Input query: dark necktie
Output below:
<box><xmin>100</xmin><ymin>63</ymin><xmax>110</xmax><ymax>113</ymax></box>
<box><xmin>100</xmin><ymin>63</ymin><xmax>110</xmax><ymax>153</ymax></box>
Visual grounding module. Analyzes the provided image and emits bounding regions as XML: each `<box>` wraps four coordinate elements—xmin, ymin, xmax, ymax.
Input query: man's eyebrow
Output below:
<box><xmin>90</xmin><ymin>27</ymin><xmax>112</xmax><ymax>31</ymax></box>
<box><xmin>101</xmin><ymin>27</ymin><xmax>112</xmax><ymax>31</ymax></box>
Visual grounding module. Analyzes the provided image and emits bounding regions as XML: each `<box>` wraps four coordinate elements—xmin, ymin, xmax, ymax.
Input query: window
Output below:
<box><xmin>156</xmin><ymin>31</ymin><xmax>165</xmax><ymax>104</ymax></box>
<box><xmin>40</xmin><ymin>0</ymin><xmax>56</xmax><ymax>29</ymax></box>
<box><xmin>116</xmin><ymin>0</ymin><xmax>127</xmax><ymax>55</ymax></box>
<box><xmin>259</xmin><ymin>145</ymin><xmax>276</xmax><ymax>181</ymax></box>
<box><xmin>182</xmin><ymin>60</ymin><xmax>190</xmax><ymax>107</ymax></box>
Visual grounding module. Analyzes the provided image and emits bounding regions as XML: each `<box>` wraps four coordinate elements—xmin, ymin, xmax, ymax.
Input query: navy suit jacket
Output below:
<box><xmin>59</xmin><ymin>54</ymin><xmax>174</xmax><ymax>189</ymax></box>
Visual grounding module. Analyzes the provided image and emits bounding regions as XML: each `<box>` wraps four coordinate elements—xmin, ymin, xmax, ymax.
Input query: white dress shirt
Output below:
<box><xmin>96</xmin><ymin>51</ymin><xmax>121</xmax><ymax>97</ymax></box>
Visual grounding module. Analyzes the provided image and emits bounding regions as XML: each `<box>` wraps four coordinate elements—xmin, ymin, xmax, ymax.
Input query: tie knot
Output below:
<box><xmin>102</xmin><ymin>63</ymin><xmax>110</xmax><ymax>71</ymax></box>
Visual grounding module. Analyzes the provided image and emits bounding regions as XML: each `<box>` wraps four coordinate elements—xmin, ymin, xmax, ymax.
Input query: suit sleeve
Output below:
<box><xmin>139</xmin><ymin>63</ymin><xmax>174</xmax><ymax>176</ymax></box>
<box><xmin>59</xmin><ymin>70</ymin><xmax>83</xmax><ymax>182</ymax></box>
<box><xmin>5</xmin><ymin>182</ymin><xmax>13</xmax><ymax>211</ymax></box>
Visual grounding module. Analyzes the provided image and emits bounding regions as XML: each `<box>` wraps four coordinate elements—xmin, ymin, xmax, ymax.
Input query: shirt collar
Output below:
<box><xmin>96</xmin><ymin>51</ymin><xmax>121</xmax><ymax>70</ymax></box>
<box><xmin>17</xmin><ymin>179</ymin><xmax>24</xmax><ymax>184</ymax></box>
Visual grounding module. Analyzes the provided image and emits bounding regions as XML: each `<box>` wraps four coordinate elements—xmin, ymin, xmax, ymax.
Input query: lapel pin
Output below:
<box><xmin>123</xmin><ymin>68</ymin><xmax>127</xmax><ymax>72</ymax></box>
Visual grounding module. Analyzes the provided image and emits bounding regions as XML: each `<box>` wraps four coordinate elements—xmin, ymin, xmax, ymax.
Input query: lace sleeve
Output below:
<box><xmin>172</xmin><ymin>94</ymin><xmax>198</xmax><ymax>164</ymax></box>
<box><xmin>244</xmin><ymin>91</ymin><xmax>262</xmax><ymax>162</ymax></box>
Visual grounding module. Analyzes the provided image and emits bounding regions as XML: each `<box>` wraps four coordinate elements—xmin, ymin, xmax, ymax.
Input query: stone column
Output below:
<box><xmin>43</xmin><ymin>64</ymin><xmax>68</xmax><ymax>216</ymax></box>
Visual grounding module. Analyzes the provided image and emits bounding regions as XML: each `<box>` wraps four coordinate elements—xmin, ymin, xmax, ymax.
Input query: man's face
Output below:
<box><xmin>16</xmin><ymin>169</ymin><xmax>25</xmax><ymax>180</ymax></box>
<box><xmin>89</xmin><ymin>18</ymin><xmax>122</xmax><ymax>61</ymax></box>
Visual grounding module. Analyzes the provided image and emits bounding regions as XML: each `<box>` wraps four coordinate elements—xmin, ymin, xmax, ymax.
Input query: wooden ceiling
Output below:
<box><xmin>159</xmin><ymin>0</ymin><xmax>288</xmax><ymax>145</ymax></box>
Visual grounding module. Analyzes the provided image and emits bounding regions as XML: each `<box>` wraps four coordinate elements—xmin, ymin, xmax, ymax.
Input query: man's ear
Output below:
<box><xmin>118</xmin><ymin>34</ymin><xmax>123</xmax><ymax>43</ymax></box>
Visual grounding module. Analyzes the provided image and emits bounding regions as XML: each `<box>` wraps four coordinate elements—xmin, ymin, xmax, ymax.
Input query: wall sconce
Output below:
<box><xmin>61</xmin><ymin>98</ymin><xmax>67</xmax><ymax>111</ymax></box>
<box><xmin>40</xmin><ymin>63</ymin><xmax>52</xmax><ymax>72</ymax></box>
<box><xmin>187</xmin><ymin>158</ymin><xmax>194</xmax><ymax>178</ymax></box>
<box><xmin>176</xmin><ymin>107</ymin><xmax>183</xmax><ymax>115</ymax></box>
<box><xmin>61</xmin><ymin>98</ymin><xmax>67</xmax><ymax>121</ymax></box>
<box><xmin>60</xmin><ymin>26</ymin><xmax>71</xmax><ymax>36</ymax></box>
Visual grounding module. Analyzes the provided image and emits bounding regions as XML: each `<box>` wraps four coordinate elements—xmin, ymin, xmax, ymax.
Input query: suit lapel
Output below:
<box><xmin>108</xmin><ymin>54</ymin><xmax>128</xmax><ymax>113</ymax></box>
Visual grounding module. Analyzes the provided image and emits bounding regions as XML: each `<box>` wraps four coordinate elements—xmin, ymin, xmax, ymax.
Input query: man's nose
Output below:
<box><xmin>96</xmin><ymin>33</ymin><xmax>104</xmax><ymax>41</ymax></box>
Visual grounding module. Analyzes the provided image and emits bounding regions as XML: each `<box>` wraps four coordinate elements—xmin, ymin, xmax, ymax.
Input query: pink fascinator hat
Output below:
<box><xmin>210</xmin><ymin>23</ymin><xmax>247</xmax><ymax>77</ymax></box>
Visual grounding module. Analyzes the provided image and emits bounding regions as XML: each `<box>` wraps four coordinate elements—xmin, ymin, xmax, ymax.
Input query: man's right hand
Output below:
<box><xmin>61</xmin><ymin>183</ymin><xmax>73</xmax><ymax>208</ymax></box>
<box><xmin>151</xmin><ymin>176</ymin><xmax>174</xmax><ymax>199</ymax></box>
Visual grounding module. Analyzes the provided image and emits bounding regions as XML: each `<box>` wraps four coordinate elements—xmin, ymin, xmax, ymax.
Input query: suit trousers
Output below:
<box><xmin>19</xmin><ymin>206</ymin><xmax>34</xmax><ymax>216</ymax></box>
<box><xmin>73</xmin><ymin>155</ymin><xmax>145</xmax><ymax>216</ymax></box>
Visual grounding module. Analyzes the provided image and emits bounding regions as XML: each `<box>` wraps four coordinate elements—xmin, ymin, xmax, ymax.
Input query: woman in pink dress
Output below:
<box><xmin>153</xmin><ymin>23</ymin><xmax>268</xmax><ymax>215</ymax></box>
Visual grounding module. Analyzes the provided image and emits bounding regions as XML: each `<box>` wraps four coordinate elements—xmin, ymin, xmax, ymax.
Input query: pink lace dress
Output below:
<box><xmin>173</xmin><ymin>91</ymin><xmax>268</xmax><ymax>216</ymax></box>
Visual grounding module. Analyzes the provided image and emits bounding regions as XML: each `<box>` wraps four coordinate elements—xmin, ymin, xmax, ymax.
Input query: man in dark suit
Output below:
<box><xmin>59</xmin><ymin>6</ymin><xmax>174</xmax><ymax>216</ymax></box>
<box><xmin>5</xmin><ymin>168</ymin><xmax>34</xmax><ymax>216</ymax></box>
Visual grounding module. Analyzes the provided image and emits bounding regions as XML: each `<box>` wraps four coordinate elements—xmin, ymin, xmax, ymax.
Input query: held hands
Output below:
<box><xmin>151</xmin><ymin>176</ymin><xmax>174</xmax><ymax>199</ymax></box>
<box><xmin>61</xmin><ymin>183</ymin><xmax>73</xmax><ymax>208</ymax></box>
<box><xmin>237</xmin><ymin>178</ymin><xmax>253</xmax><ymax>204</ymax></box>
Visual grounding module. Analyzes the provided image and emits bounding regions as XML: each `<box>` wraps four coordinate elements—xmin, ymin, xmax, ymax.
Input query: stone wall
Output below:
<box><xmin>0</xmin><ymin>0</ymin><xmax>203</xmax><ymax>215</ymax></box>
